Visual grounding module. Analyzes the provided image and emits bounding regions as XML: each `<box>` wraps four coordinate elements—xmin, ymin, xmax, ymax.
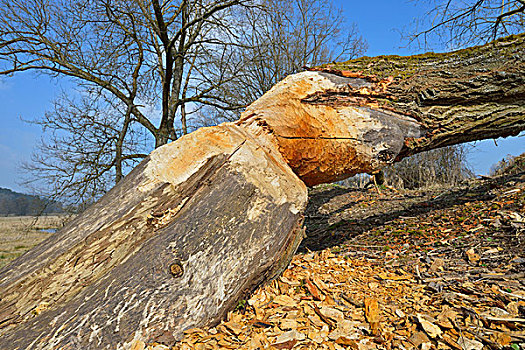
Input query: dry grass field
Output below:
<box><xmin>0</xmin><ymin>215</ymin><xmax>69</xmax><ymax>268</ymax></box>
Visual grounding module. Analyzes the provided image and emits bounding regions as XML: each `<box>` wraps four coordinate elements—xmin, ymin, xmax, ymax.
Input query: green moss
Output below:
<box><xmin>331</xmin><ymin>246</ymin><xmax>342</xmax><ymax>253</ymax></box>
<box><xmin>315</xmin><ymin>33</ymin><xmax>525</xmax><ymax>80</ymax></box>
<box><xmin>234</xmin><ymin>299</ymin><xmax>247</xmax><ymax>312</ymax></box>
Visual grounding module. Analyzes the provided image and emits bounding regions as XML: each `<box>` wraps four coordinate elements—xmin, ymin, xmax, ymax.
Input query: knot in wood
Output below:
<box><xmin>169</xmin><ymin>261</ymin><xmax>184</xmax><ymax>278</ymax></box>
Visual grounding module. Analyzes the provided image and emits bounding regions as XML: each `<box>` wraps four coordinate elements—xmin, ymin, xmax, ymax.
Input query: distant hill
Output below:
<box><xmin>0</xmin><ymin>188</ymin><xmax>63</xmax><ymax>216</ymax></box>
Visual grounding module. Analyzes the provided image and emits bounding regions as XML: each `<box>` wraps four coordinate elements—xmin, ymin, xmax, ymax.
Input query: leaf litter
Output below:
<box><xmin>138</xmin><ymin>173</ymin><xmax>524</xmax><ymax>350</ymax></box>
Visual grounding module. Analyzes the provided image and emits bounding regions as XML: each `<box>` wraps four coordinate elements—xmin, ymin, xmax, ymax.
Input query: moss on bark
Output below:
<box><xmin>312</xmin><ymin>34</ymin><xmax>525</xmax><ymax>158</ymax></box>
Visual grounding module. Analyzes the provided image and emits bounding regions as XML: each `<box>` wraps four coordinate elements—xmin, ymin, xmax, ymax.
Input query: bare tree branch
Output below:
<box><xmin>409</xmin><ymin>0</ymin><xmax>525</xmax><ymax>48</ymax></box>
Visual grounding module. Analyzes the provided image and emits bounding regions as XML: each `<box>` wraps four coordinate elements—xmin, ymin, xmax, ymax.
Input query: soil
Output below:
<box><xmin>302</xmin><ymin>172</ymin><xmax>525</xmax><ymax>269</ymax></box>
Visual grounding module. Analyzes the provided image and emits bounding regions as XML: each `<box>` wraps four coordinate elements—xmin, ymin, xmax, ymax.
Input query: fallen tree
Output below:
<box><xmin>0</xmin><ymin>34</ymin><xmax>523</xmax><ymax>349</ymax></box>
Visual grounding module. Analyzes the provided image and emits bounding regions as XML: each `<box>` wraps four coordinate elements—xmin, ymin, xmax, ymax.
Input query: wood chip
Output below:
<box><xmin>417</xmin><ymin>314</ymin><xmax>442</xmax><ymax>338</ymax></box>
<box><xmin>306</xmin><ymin>278</ymin><xmax>322</xmax><ymax>300</ymax></box>
<box><xmin>272</xmin><ymin>330</ymin><xmax>305</xmax><ymax>349</ymax></box>
<box><xmin>364</xmin><ymin>297</ymin><xmax>380</xmax><ymax>336</ymax></box>
<box><xmin>457</xmin><ymin>336</ymin><xmax>483</xmax><ymax>350</ymax></box>
<box><xmin>409</xmin><ymin>331</ymin><xmax>430</xmax><ymax>347</ymax></box>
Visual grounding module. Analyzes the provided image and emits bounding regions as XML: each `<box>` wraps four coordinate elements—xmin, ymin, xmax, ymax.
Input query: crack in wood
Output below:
<box><xmin>275</xmin><ymin>135</ymin><xmax>360</xmax><ymax>141</ymax></box>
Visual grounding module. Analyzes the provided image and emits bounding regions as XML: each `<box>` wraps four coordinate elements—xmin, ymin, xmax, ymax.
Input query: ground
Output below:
<box><xmin>0</xmin><ymin>215</ymin><xmax>66</xmax><ymax>268</ymax></box>
<box><xmin>170</xmin><ymin>172</ymin><xmax>524</xmax><ymax>350</ymax></box>
<box><xmin>1</xmin><ymin>174</ymin><xmax>523</xmax><ymax>349</ymax></box>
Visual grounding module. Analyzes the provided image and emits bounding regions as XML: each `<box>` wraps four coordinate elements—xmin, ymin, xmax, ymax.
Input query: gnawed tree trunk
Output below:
<box><xmin>308</xmin><ymin>33</ymin><xmax>525</xmax><ymax>161</ymax></box>
<box><xmin>0</xmin><ymin>126</ymin><xmax>308</xmax><ymax>349</ymax></box>
<box><xmin>0</xmin><ymin>34</ymin><xmax>524</xmax><ymax>349</ymax></box>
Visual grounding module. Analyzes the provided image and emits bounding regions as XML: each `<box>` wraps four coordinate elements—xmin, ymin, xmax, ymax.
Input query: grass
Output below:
<box><xmin>0</xmin><ymin>215</ymin><xmax>68</xmax><ymax>269</ymax></box>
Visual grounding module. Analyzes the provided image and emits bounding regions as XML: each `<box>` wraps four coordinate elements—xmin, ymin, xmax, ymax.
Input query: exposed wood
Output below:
<box><xmin>0</xmin><ymin>34</ymin><xmax>524</xmax><ymax>349</ymax></box>
<box><xmin>0</xmin><ymin>125</ymin><xmax>307</xmax><ymax>349</ymax></box>
<box><xmin>237</xmin><ymin>72</ymin><xmax>422</xmax><ymax>186</ymax></box>
<box><xmin>310</xmin><ymin>33</ymin><xmax>525</xmax><ymax>159</ymax></box>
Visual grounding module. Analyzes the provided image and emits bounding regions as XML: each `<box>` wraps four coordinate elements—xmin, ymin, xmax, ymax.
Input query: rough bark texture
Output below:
<box><xmin>0</xmin><ymin>35</ymin><xmax>524</xmax><ymax>349</ymax></box>
<box><xmin>310</xmin><ymin>33</ymin><xmax>525</xmax><ymax>160</ymax></box>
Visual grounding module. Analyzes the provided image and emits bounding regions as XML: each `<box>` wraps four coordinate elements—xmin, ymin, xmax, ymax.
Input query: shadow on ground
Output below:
<box><xmin>299</xmin><ymin>172</ymin><xmax>525</xmax><ymax>253</ymax></box>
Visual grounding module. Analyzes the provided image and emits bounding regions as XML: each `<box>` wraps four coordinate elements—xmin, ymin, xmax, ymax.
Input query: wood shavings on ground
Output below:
<box><xmin>142</xmin><ymin>172</ymin><xmax>525</xmax><ymax>350</ymax></box>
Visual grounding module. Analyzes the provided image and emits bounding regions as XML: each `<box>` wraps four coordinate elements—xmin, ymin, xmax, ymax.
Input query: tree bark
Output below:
<box><xmin>0</xmin><ymin>34</ymin><xmax>524</xmax><ymax>349</ymax></box>
<box><xmin>308</xmin><ymin>33</ymin><xmax>525</xmax><ymax>160</ymax></box>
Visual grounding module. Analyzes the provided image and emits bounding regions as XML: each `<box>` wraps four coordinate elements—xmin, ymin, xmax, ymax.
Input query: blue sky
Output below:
<box><xmin>0</xmin><ymin>1</ymin><xmax>523</xmax><ymax>193</ymax></box>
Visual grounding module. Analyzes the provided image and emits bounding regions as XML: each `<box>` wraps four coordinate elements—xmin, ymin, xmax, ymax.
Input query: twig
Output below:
<box><xmin>484</xmin><ymin>316</ymin><xmax>525</xmax><ymax>323</ymax></box>
<box><xmin>499</xmin><ymin>289</ymin><xmax>525</xmax><ymax>300</ymax></box>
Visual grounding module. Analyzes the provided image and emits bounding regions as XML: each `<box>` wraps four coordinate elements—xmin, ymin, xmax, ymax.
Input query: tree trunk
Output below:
<box><xmin>0</xmin><ymin>125</ymin><xmax>307</xmax><ymax>349</ymax></box>
<box><xmin>0</xmin><ymin>34</ymin><xmax>524</xmax><ymax>349</ymax></box>
<box><xmin>308</xmin><ymin>33</ymin><xmax>525</xmax><ymax>160</ymax></box>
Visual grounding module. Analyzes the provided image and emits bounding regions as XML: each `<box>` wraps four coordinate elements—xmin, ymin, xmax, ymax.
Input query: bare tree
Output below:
<box><xmin>191</xmin><ymin>0</ymin><xmax>368</xmax><ymax>124</ymax></box>
<box><xmin>490</xmin><ymin>151</ymin><xmax>525</xmax><ymax>175</ymax></box>
<box><xmin>1</xmin><ymin>0</ymin><xmax>366</xmax><ymax>204</ymax></box>
<box><xmin>410</xmin><ymin>0</ymin><xmax>525</xmax><ymax>48</ymax></box>
<box><xmin>383</xmin><ymin>144</ymin><xmax>473</xmax><ymax>189</ymax></box>
<box><xmin>0</xmin><ymin>0</ymin><xmax>258</xmax><ymax>203</ymax></box>
<box><xmin>21</xmin><ymin>89</ymin><xmax>150</xmax><ymax>206</ymax></box>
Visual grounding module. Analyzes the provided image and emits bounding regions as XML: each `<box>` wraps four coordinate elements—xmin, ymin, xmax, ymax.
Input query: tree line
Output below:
<box><xmin>0</xmin><ymin>187</ymin><xmax>63</xmax><ymax>216</ymax></box>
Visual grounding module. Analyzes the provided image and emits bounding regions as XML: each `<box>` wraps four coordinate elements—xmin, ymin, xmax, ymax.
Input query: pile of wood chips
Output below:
<box><xmin>137</xmin><ymin>248</ymin><xmax>524</xmax><ymax>350</ymax></box>
<box><xmin>137</xmin><ymin>173</ymin><xmax>525</xmax><ymax>350</ymax></box>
